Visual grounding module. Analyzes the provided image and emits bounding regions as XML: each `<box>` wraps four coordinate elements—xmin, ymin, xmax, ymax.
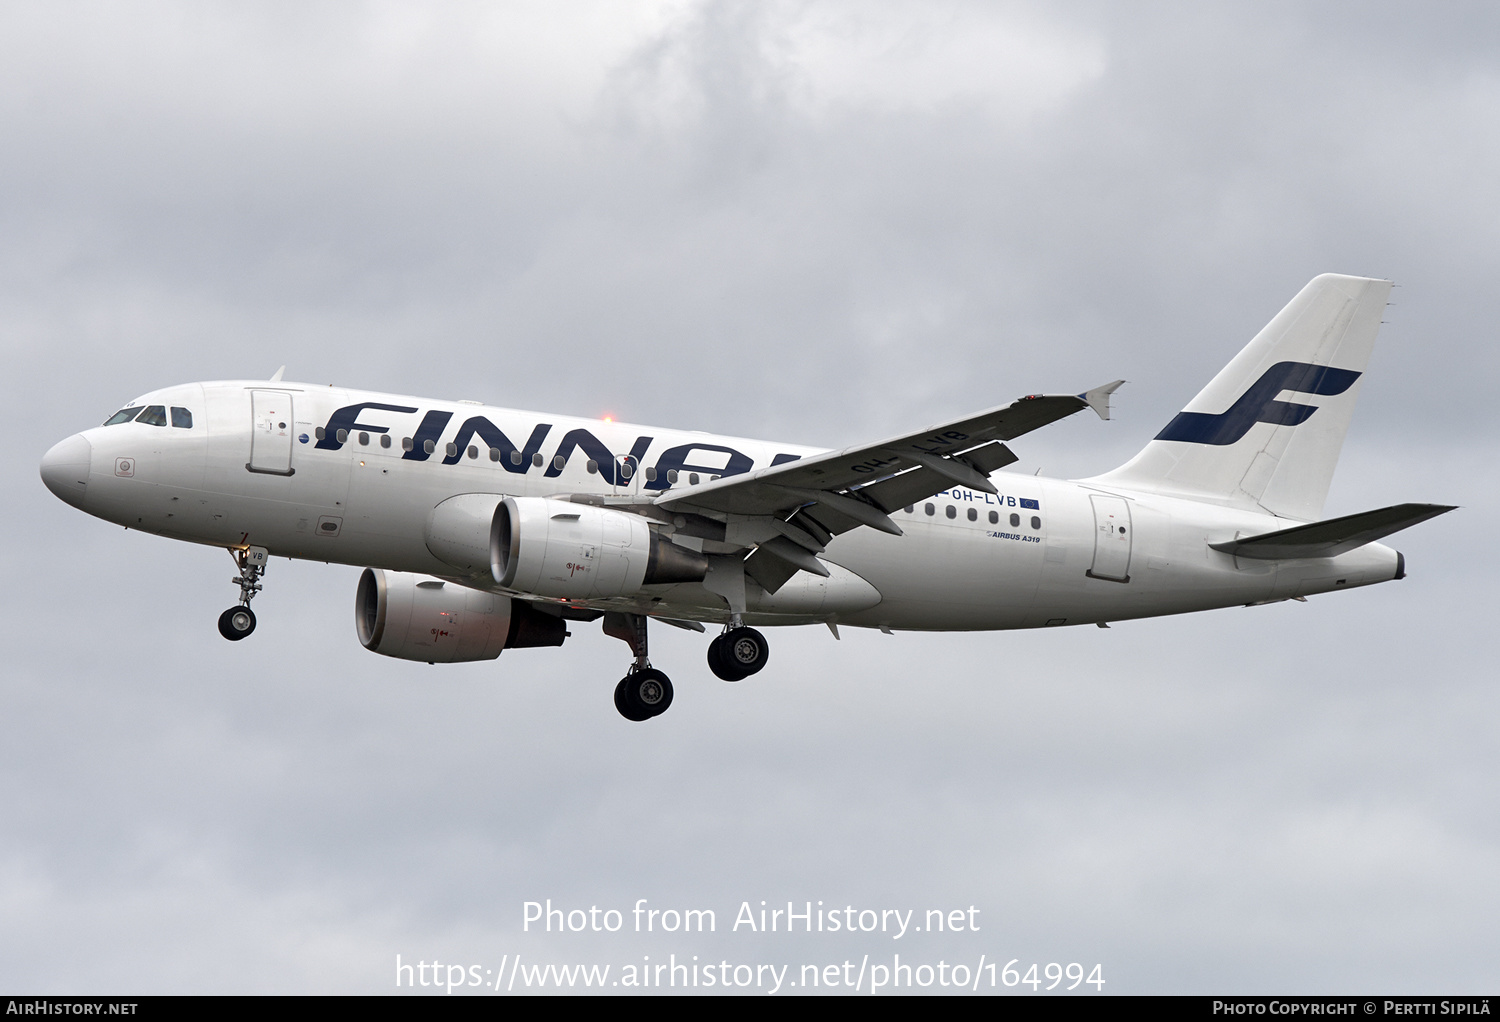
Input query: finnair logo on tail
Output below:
<box><xmin>1155</xmin><ymin>361</ymin><xmax>1362</xmax><ymax>446</ymax></box>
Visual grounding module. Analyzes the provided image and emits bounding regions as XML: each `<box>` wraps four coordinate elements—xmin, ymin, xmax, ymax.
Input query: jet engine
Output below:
<box><xmin>355</xmin><ymin>568</ymin><xmax>565</xmax><ymax>663</ymax></box>
<box><xmin>492</xmin><ymin>496</ymin><xmax>709</xmax><ymax>599</ymax></box>
<box><xmin>424</xmin><ymin>493</ymin><xmax>708</xmax><ymax>600</ymax></box>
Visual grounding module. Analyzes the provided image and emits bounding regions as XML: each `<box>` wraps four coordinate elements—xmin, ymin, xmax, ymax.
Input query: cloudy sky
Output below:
<box><xmin>5</xmin><ymin>0</ymin><xmax>1495</xmax><ymax>994</ymax></box>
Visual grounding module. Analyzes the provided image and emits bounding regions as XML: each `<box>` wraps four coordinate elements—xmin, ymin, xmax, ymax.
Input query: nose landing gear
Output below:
<box><xmin>218</xmin><ymin>546</ymin><xmax>268</xmax><ymax>641</ymax></box>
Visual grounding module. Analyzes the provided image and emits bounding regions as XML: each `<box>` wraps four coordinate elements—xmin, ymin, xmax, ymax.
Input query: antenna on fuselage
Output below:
<box><xmin>269</xmin><ymin>366</ymin><xmax>286</xmax><ymax>382</ymax></box>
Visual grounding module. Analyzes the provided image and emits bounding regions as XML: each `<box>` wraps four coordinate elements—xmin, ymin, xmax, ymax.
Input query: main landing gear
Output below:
<box><xmin>600</xmin><ymin>613</ymin><xmax>773</xmax><ymax>720</ymax></box>
<box><xmin>707</xmin><ymin>623</ymin><xmax>770</xmax><ymax>682</ymax></box>
<box><xmin>218</xmin><ymin>546</ymin><xmax>268</xmax><ymax>642</ymax></box>
<box><xmin>603</xmin><ymin>612</ymin><xmax>674</xmax><ymax>721</ymax></box>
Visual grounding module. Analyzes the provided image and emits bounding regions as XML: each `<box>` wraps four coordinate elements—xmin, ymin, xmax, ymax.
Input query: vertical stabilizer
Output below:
<box><xmin>1089</xmin><ymin>274</ymin><xmax>1392</xmax><ymax>521</ymax></box>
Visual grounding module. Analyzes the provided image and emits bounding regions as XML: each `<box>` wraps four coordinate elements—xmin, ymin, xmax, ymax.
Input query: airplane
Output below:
<box><xmin>39</xmin><ymin>274</ymin><xmax>1453</xmax><ymax>721</ymax></box>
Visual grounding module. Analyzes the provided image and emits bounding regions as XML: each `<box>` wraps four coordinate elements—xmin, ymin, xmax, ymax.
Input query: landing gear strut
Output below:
<box><xmin>603</xmin><ymin>612</ymin><xmax>674</xmax><ymax>721</ymax></box>
<box><xmin>218</xmin><ymin>546</ymin><xmax>268</xmax><ymax>641</ymax></box>
<box><xmin>707</xmin><ymin>622</ymin><xmax>769</xmax><ymax>681</ymax></box>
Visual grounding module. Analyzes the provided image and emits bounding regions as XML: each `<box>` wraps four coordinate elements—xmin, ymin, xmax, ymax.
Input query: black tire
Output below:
<box><xmin>707</xmin><ymin>634</ymin><xmax>748</xmax><ymax>682</ymax></box>
<box><xmin>618</xmin><ymin>669</ymin><xmax>672</xmax><ymax>720</ymax></box>
<box><xmin>724</xmin><ymin>626</ymin><xmax>769</xmax><ymax>677</ymax></box>
<box><xmin>218</xmin><ymin>605</ymin><xmax>256</xmax><ymax>641</ymax></box>
<box><xmin>614</xmin><ymin>678</ymin><xmax>649</xmax><ymax>721</ymax></box>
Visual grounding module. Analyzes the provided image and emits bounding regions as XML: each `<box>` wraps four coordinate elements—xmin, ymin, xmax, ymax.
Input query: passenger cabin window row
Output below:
<box><xmin>906</xmin><ymin>503</ymin><xmax>1043</xmax><ymax>531</ymax></box>
<box><xmin>104</xmin><ymin>405</ymin><xmax>193</xmax><ymax>428</ymax></box>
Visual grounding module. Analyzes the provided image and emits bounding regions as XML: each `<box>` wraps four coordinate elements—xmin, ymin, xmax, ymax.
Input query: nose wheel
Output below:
<box><xmin>218</xmin><ymin>605</ymin><xmax>257</xmax><ymax>641</ymax></box>
<box><xmin>708</xmin><ymin>625</ymin><xmax>769</xmax><ymax>681</ymax></box>
<box><xmin>219</xmin><ymin>546</ymin><xmax>268</xmax><ymax>642</ymax></box>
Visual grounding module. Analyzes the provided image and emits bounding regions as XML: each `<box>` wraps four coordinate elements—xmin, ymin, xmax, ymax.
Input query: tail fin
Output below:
<box><xmin>1090</xmin><ymin>273</ymin><xmax>1393</xmax><ymax>520</ymax></box>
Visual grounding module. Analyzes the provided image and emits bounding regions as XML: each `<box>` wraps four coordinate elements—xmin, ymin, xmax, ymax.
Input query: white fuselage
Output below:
<box><xmin>46</xmin><ymin>380</ymin><xmax>1402</xmax><ymax>631</ymax></box>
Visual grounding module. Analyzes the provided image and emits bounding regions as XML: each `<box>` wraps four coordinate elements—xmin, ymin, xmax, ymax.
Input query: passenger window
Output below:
<box><xmin>468</xmin><ymin>446</ymin><xmax>478</xmax><ymax>460</ymax></box>
<box><xmin>135</xmin><ymin>405</ymin><xmax>167</xmax><ymax>426</ymax></box>
<box><xmin>553</xmin><ymin>454</ymin><xmax>565</xmax><ymax>470</ymax></box>
<box><xmin>170</xmin><ymin>407</ymin><xmax>193</xmax><ymax>428</ymax></box>
<box><xmin>423</xmin><ymin>439</ymin><xmax>435</xmax><ymax>455</ymax></box>
<box><xmin>532</xmin><ymin>453</ymin><xmax>544</xmax><ymax>467</ymax></box>
<box><xmin>645</xmin><ymin>466</ymin><xmax>658</xmax><ymax>482</ymax></box>
<box><xmin>445</xmin><ymin>443</ymin><xmax>458</xmax><ymax>458</ymax></box>
<box><xmin>689</xmin><ymin>473</ymin><xmax>699</xmax><ymax>485</ymax></box>
<box><xmin>358</xmin><ymin>432</ymin><xmax>369</xmax><ymax>446</ymax></box>
<box><xmin>1031</xmin><ymin>516</ymin><xmax>1042</xmax><ymax>530</ymax></box>
<box><xmin>945</xmin><ymin>505</ymin><xmax>956</xmax><ymax>519</ymax></box>
<box><xmin>586</xmin><ymin>460</ymin><xmax>598</xmax><ymax>474</ymax></box>
<box><xmin>924</xmin><ymin>503</ymin><xmax>935</xmax><ymax>516</ymax></box>
<box><xmin>380</xmin><ymin>435</ymin><xmax>391</xmax><ymax>449</ymax></box>
<box><xmin>105</xmin><ymin>407</ymin><xmax>143</xmax><ymax>426</ymax></box>
<box><xmin>667</xmin><ymin>469</ymin><xmax>679</xmax><ymax>484</ymax></box>
<box><xmin>1010</xmin><ymin>513</ymin><xmax>1020</xmax><ymax>527</ymax></box>
<box><xmin>989</xmin><ymin>511</ymin><xmax>998</xmax><ymax>524</ymax></box>
<box><xmin>905</xmin><ymin>506</ymin><xmax>914</xmax><ymax>514</ymax></box>
<box><xmin>967</xmin><ymin>507</ymin><xmax>977</xmax><ymax>522</ymax></box>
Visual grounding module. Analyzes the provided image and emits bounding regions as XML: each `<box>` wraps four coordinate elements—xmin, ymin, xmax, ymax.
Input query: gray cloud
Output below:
<box><xmin>4</xmin><ymin>0</ymin><xmax>1494</xmax><ymax>993</ymax></box>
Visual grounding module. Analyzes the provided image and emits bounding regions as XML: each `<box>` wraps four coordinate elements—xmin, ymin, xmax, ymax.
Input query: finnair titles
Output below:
<box><xmin>40</xmin><ymin>275</ymin><xmax>1452</xmax><ymax>720</ymax></box>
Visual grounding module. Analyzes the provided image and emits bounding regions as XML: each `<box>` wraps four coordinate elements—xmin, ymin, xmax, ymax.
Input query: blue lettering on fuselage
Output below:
<box><xmin>315</xmin><ymin>402</ymin><xmax>419</xmax><ymax>450</ymax></box>
<box><xmin>402</xmin><ymin>410</ymin><xmax>454</xmax><ymax>461</ymax></box>
<box><xmin>544</xmin><ymin>429</ymin><xmax>653</xmax><ymax>486</ymax></box>
<box><xmin>317</xmin><ymin>406</ymin><xmax>760</xmax><ymax>484</ymax></box>
<box><xmin>440</xmin><ymin>418</ymin><xmax>552</xmax><ymax>472</ymax></box>
<box><xmin>645</xmin><ymin>444</ymin><xmax>754</xmax><ymax>490</ymax></box>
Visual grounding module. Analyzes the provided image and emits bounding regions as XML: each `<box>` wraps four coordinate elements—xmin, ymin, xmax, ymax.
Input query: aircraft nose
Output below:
<box><xmin>40</xmin><ymin>433</ymin><xmax>92</xmax><ymax>509</ymax></box>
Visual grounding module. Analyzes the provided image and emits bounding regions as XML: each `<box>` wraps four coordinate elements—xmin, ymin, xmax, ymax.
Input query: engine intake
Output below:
<box><xmin>356</xmin><ymin>568</ymin><xmax>565</xmax><ymax>663</ymax></box>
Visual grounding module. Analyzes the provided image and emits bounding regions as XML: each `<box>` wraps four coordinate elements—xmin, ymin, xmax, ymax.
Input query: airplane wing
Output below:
<box><xmin>654</xmin><ymin>381</ymin><xmax>1123</xmax><ymax>590</ymax></box>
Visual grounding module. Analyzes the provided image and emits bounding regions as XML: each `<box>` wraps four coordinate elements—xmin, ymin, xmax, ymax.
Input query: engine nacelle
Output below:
<box><xmin>355</xmin><ymin>568</ymin><xmax>566</xmax><ymax>663</ymax></box>
<box><xmin>492</xmin><ymin>496</ymin><xmax>708</xmax><ymax>599</ymax></box>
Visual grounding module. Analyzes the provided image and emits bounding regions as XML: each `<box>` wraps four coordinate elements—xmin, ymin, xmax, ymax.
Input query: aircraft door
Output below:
<box><xmin>248</xmin><ymin>390</ymin><xmax>295</xmax><ymax>475</ymax></box>
<box><xmin>1087</xmin><ymin>494</ymin><xmax>1132</xmax><ymax>582</ymax></box>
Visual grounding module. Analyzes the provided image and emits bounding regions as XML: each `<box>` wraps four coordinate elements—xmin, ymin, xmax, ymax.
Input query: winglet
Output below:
<box><xmin>270</xmin><ymin>365</ymin><xmax>286</xmax><ymax>382</ymax></box>
<box><xmin>1080</xmin><ymin>380</ymin><xmax>1125</xmax><ymax>420</ymax></box>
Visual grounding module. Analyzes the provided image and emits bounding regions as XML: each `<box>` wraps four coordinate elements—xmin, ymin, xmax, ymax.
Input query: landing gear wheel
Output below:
<box><xmin>614</xmin><ymin>679</ymin><xmax>648</xmax><ymax>721</ymax></box>
<box><xmin>616</xmin><ymin>669</ymin><xmax>673</xmax><ymax>721</ymax></box>
<box><xmin>218</xmin><ymin>605</ymin><xmax>257</xmax><ymax>641</ymax></box>
<box><xmin>707</xmin><ymin>635</ymin><xmax>746</xmax><ymax>681</ymax></box>
<box><xmin>708</xmin><ymin>627</ymin><xmax>768</xmax><ymax>681</ymax></box>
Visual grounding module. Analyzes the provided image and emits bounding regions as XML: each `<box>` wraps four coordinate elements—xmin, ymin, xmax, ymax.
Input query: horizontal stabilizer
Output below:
<box><xmin>1209</xmin><ymin>503</ymin><xmax>1455</xmax><ymax>560</ymax></box>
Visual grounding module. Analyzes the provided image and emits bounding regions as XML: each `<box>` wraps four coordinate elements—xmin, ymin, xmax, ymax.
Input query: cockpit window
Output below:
<box><xmin>170</xmin><ymin>407</ymin><xmax>193</xmax><ymax>428</ymax></box>
<box><xmin>135</xmin><ymin>405</ymin><xmax>168</xmax><ymax>426</ymax></box>
<box><xmin>104</xmin><ymin>406</ymin><xmax>143</xmax><ymax>426</ymax></box>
